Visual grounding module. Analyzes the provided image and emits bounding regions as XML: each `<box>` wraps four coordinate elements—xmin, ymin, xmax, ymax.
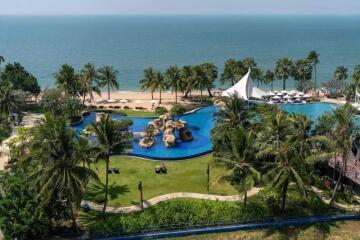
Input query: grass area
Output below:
<box><xmin>118</xmin><ymin>109</ymin><xmax>160</xmax><ymax>118</ymax></box>
<box><xmin>86</xmin><ymin>154</ymin><xmax>237</xmax><ymax>206</ymax></box>
<box><xmin>174</xmin><ymin>221</ymin><xmax>360</xmax><ymax>240</ymax></box>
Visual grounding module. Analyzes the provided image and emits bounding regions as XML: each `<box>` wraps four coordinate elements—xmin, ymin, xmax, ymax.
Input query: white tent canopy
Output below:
<box><xmin>221</xmin><ymin>68</ymin><xmax>266</xmax><ymax>100</ymax></box>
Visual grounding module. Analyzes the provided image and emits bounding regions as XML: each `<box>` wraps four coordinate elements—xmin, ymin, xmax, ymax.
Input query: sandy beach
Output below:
<box><xmin>88</xmin><ymin>90</ymin><xmax>215</xmax><ymax>110</ymax></box>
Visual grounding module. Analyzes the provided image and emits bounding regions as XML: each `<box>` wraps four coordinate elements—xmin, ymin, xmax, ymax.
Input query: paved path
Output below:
<box><xmin>82</xmin><ymin>187</ymin><xmax>262</xmax><ymax>214</ymax></box>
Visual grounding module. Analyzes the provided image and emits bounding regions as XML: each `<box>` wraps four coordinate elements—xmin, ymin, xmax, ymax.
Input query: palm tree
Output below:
<box><xmin>215</xmin><ymin>127</ymin><xmax>260</xmax><ymax>205</ymax></box>
<box><xmin>80</xmin><ymin>63</ymin><xmax>101</xmax><ymax>104</ymax></box>
<box><xmin>262</xmin><ymin>143</ymin><xmax>307</xmax><ymax>212</ymax></box>
<box><xmin>154</xmin><ymin>71</ymin><xmax>167</xmax><ymax>104</ymax></box>
<box><xmin>275</xmin><ymin>58</ymin><xmax>293</xmax><ymax>90</ymax></box>
<box><xmin>221</xmin><ymin>59</ymin><xmax>244</xmax><ymax>86</ymax></box>
<box><xmin>139</xmin><ymin>67</ymin><xmax>157</xmax><ymax>99</ymax></box>
<box><xmin>88</xmin><ymin>114</ymin><xmax>132</xmax><ymax>213</ymax></box>
<box><xmin>55</xmin><ymin>64</ymin><xmax>80</xmax><ymax>97</ymax></box>
<box><xmin>334</xmin><ymin>66</ymin><xmax>348</xmax><ymax>92</ymax></box>
<box><xmin>181</xmin><ymin>65</ymin><xmax>196</xmax><ymax>98</ymax></box>
<box><xmin>0</xmin><ymin>84</ymin><xmax>21</xmax><ymax>124</ymax></box>
<box><xmin>352</xmin><ymin>65</ymin><xmax>360</xmax><ymax>102</ymax></box>
<box><xmin>28</xmin><ymin>114</ymin><xmax>98</xmax><ymax>230</ymax></box>
<box><xmin>200</xmin><ymin>63</ymin><xmax>217</xmax><ymax>97</ymax></box>
<box><xmin>75</xmin><ymin>135</ymin><xmax>95</xmax><ymax>168</ymax></box>
<box><xmin>0</xmin><ymin>55</ymin><xmax>5</xmax><ymax>73</ymax></box>
<box><xmin>288</xmin><ymin>113</ymin><xmax>313</xmax><ymax>157</ymax></box>
<box><xmin>329</xmin><ymin>104</ymin><xmax>356</xmax><ymax>206</ymax></box>
<box><xmin>307</xmin><ymin>51</ymin><xmax>320</xmax><ymax>94</ymax></box>
<box><xmin>98</xmin><ymin>66</ymin><xmax>119</xmax><ymax>100</ymax></box>
<box><xmin>264</xmin><ymin>70</ymin><xmax>275</xmax><ymax>91</ymax></box>
<box><xmin>165</xmin><ymin>65</ymin><xmax>182</xmax><ymax>103</ymax></box>
<box><xmin>291</xmin><ymin>59</ymin><xmax>313</xmax><ymax>92</ymax></box>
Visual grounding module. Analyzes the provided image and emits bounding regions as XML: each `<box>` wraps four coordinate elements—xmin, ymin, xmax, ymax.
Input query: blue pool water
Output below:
<box><xmin>73</xmin><ymin>103</ymin><xmax>336</xmax><ymax>160</ymax></box>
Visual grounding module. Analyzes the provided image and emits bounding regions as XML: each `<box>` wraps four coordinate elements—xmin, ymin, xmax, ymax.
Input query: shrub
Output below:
<box><xmin>155</xmin><ymin>107</ymin><xmax>168</xmax><ymax>115</ymax></box>
<box><xmin>170</xmin><ymin>104</ymin><xmax>186</xmax><ymax>115</ymax></box>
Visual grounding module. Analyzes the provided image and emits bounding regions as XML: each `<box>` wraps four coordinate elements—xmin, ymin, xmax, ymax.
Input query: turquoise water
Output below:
<box><xmin>1</xmin><ymin>16</ymin><xmax>360</xmax><ymax>90</ymax></box>
<box><xmin>73</xmin><ymin>103</ymin><xmax>335</xmax><ymax>159</ymax></box>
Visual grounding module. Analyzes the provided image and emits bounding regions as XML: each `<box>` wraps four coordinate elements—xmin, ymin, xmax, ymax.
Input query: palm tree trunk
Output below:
<box><xmin>108</xmin><ymin>83</ymin><xmax>110</xmax><ymax>100</ymax></box>
<box><xmin>207</xmin><ymin>88</ymin><xmax>213</xmax><ymax>97</ymax></box>
<box><xmin>175</xmin><ymin>87</ymin><xmax>178</xmax><ymax>104</ymax></box>
<box><xmin>332</xmin><ymin>152</ymin><xmax>337</xmax><ymax>183</ymax></box>
<box><xmin>283</xmin><ymin>79</ymin><xmax>286</xmax><ymax>90</ymax></box>
<box><xmin>83</xmin><ymin>94</ymin><xmax>86</xmax><ymax>106</ymax></box>
<box><xmin>184</xmin><ymin>90</ymin><xmax>190</xmax><ymax>98</ymax></box>
<box><xmin>243</xmin><ymin>190</ymin><xmax>247</xmax><ymax>206</ymax></box>
<box><xmin>281</xmin><ymin>178</ymin><xmax>289</xmax><ymax>212</ymax></box>
<box><xmin>271</xmin><ymin>81</ymin><xmax>274</xmax><ymax>91</ymax></box>
<box><xmin>151</xmin><ymin>91</ymin><xmax>154</xmax><ymax>100</ymax></box>
<box><xmin>159</xmin><ymin>89</ymin><xmax>162</xmax><ymax>104</ymax></box>
<box><xmin>103</xmin><ymin>157</ymin><xmax>109</xmax><ymax>213</ymax></box>
<box><xmin>200</xmin><ymin>89</ymin><xmax>203</xmax><ymax>103</ymax></box>
<box><xmin>314</xmin><ymin>65</ymin><xmax>317</xmax><ymax>95</ymax></box>
<box><xmin>69</xmin><ymin>203</ymin><xmax>78</xmax><ymax>232</ymax></box>
<box><xmin>330</xmin><ymin>160</ymin><xmax>345</xmax><ymax>207</ymax></box>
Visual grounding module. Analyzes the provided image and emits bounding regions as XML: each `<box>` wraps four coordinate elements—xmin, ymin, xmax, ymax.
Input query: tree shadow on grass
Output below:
<box><xmin>85</xmin><ymin>181</ymin><xmax>130</xmax><ymax>201</ymax></box>
<box><xmin>262</xmin><ymin>222</ymin><xmax>338</xmax><ymax>240</ymax></box>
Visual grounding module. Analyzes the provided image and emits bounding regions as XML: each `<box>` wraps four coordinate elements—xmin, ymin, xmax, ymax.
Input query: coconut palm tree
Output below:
<box><xmin>307</xmin><ymin>51</ymin><xmax>320</xmax><ymax>94</ymax></box>
<box><xmin>55</xmin><ymin>64</ymin><xmax>80</xmax><ymax>97</ymax></box>
<box><xmin>154</xmin><ymin>71</ymin><xmax>167</xmax><ymax>104</ymax></box>
<box><xmin>264</xmin><ymin>70</ymin><xmax>275</xmax><ymax>91</ymax></box>
<box><xmin>262</xmin><ymin>142</ymin><xmax>307</xmax><ymax>212</ymax></box>
<box><xmin>139</xmin><ymin>67</ymin><xmax>157</xmax><ymax>99</ymax></box>
<box><xmin>165</xmin><ymin>65</ymin><xmax>182</xmax><ymax>103</ymax></box>
<box><xmin>215</xmin><ymin>127</ymin><xmax>260</xmax><ymax>205</ymax></box>
<box><xmin>288</xmin><ymin>113</ymin><xmax>313</xmax><ymax>157</ymax></box>
<box><xmin>0</xmin><ymin>84</ymin><xmax>21</xmax><ymax>124</ymax></box>
<box><xmin>291</xmin><ymin>59</ymin><xmax>313</xmax><ymax>92</ymax></box>
<box><xmin>352</xmin><ymin>65</ymin><xmax>360</xmax><ymax>101</ymax></box>
<box><xmin>334</xmin><ymin>66</ymin><xmax>348</xmax><ymax>92</ymax></box>
<box><xmin>0</xmin><ymin>55</ymin><xmax>5</xmax><ymax>74</ymax></box>
<box><xmin>80</xmin><ymin>63</ymin><xmax>101</xmax><ymax>104</ymax></box>
<box><xmin>181</xmin><ymin>65</ymin><xmax>196</xmax><ymax>98</ymax></box>
<box><xmin>221</xmin><ymin>59</ymin><xmax>244</xmax><ymax>86</ymax></box>
<box><xmin>88</xmin><ymin>114</ymin><xmax>132</xmax><ymax>213</ymax></box>
<box><xmin>200</xmin><ymin>63</ymin><xmax>217</xmax><ymax>97</ymax></box>
<box><xmin>28</xmin><ymin>114</ymin><xmax>98</xmax><ymax>230</ymax></box>
<box><xmin>329</xmin><ymin>104</ymin><xmax>356</xmax><ymax>206</ymax></box>
<box><xmin>275</xmin><ymin>58</ymin><xmax>293</xmax><ymax>90</ymax></box>
<box><xmin>98</xmin><ymin>66</ymin><xmax>119</xmax><ymax>100</ymax></box>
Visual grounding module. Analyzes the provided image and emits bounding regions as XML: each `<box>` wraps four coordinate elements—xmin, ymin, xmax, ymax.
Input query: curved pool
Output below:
<box><xmin>73</xmin><ymin>103</ymin><xmax>337</xmax><ymax>160</ymax></box>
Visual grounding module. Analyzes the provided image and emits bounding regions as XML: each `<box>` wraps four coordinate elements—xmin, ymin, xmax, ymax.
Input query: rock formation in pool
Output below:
<box><xmin>176</xmin><ymin>120</ymin><xmax>193</xmax><ymax>141</ymax></box>
<box><xmin>139</xmin><ymin>125</ymin><xmax>156</xmax><ymax>148</ymax></box>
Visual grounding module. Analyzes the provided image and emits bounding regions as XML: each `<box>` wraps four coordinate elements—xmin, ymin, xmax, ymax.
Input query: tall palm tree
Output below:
<box><xmin>0</xmin><ymin>55</ymin><xmax>5</xmax><ymax>74</ymax></box>
<box><xmin>262</xmin><ymin>143</ymin><xmax>307</xmax><ymax>212</ymax></box>
<box><xmin>88</xmin><ymin>114</ymin><xmax>132</xmax><ymax>213</ymax></box>
<box><xmin>200</xmin><ymin>63</ymin><xmax>217</xmax><ymax>97</ymax></box>
<box><xmin>215</xmin><ymin>127</ymin><xmax>260</xmax><ymax>205</ymax></box>
<box><xmin>154</xmin><ymin>71</ymin><xmax>167</xmax><ymax>104</ymax></box>
<box><xmin>352</xmin><ymin>65</ymin><xmax>360</xmax><ymax>102</ymax></box>
<box><xmin>165</xmin><ymin>65</ymin><xmax>182</xmax><ymax>103</ymax></box>
<box><xmin>0</xmin><ymin>84</ymin><xmax>21</xmax><ymax>123</ymax></box>
<box><xmin>275</xmin><ymin>58</ymin><xmax>293</xmax><ymax>90</ymax></box>
<box><xmin>55</xmin><ymin>64</ymin><xmax>80</xmax><ymax>97</ymax></box>
<box><xmin>98</xmin><ymin>66</ymin><xmax>119</xmax><ymax>100</ymax></box>
<box><xmin>264</xmin><ymin>70</ymin><xmax>275</xmax><ymax>91</ymax></box>
<box><xmin>329</xmin><ymin>104</ymin><xmax>356</xmax><ymax>206</ymax></box>
<box><xmin>291</xmin><ymin>59</ymin><xmax>313</xmax><ymax>92</ymax></box>
<box><xmin>334</xmin><ymin>66</ymin><xmax>348</xmax><ymax>92</ymax></box>
<box><xmin>181</xmin><ymin>65</ymin><xmax>197</xmax><ymax>98</ymax></box>
<box><xmin>288</xmin><ymin>113</ymin><xmax>313</xmax><ymax>157</ymax></box>
<box><xmin>28</xmin><ymin>114</ymin><xmax>98</xmax><ymax>230</ymax></box>
<box><xmin>307</xmin><ymin>51</ymin><xmax>320</xmax><ymax>94</ymax></box>
<box><xmin>139</xmin><ymin>67</ymin><xmax>157</xmax><ymax>99</ymax></box>
<box><xmin>80</xmin><ymin>63</ymin><xmax>101</xmax><ymax>104</ymax></box>
<box><xmin>221</xmin><ymin>59</ymin><xmax>244</xmax><ymax>86</ymax></box>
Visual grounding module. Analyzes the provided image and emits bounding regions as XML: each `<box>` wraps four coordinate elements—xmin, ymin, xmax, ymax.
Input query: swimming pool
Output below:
<box><xmin>73</xmin><ymin>103</ymin><xmax>337</xmax><ymax>160</ymax></box>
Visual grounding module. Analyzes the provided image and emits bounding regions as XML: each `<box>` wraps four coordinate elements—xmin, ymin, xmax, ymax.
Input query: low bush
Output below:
<box><xmin>155</xmin><ymin>107</ymin><xmax>168</xmax><ymax>115</ymax></box>
<box><xmin>170</xmin><ymin>104</ymin><xmax>186</xmax><ymax>115</ymax></box>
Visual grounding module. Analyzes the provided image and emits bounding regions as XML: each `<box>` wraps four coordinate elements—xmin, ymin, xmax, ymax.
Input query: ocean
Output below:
<box><xmin>0</xmin><ymin>15</ymin><xmax>359</xmax><ymax>90</ymax></box>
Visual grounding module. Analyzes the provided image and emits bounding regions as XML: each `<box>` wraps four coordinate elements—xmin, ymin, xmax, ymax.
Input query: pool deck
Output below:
<box><xmin>321</xmin><ymin>98</ymin><xmax>347</xmax><ymax>105</ymax></box>
<box><xmin>329</xmin><ymin>152</ymin><xmax>360</xmax><ymax>187</ymax></box>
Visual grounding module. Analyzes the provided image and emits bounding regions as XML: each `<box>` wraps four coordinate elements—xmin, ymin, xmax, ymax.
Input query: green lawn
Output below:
<box><xmin>87</xmin><ymin>154</ymin><xmax>237</xmax><ymax>206</ymax></box>
<box><xmin>118</xmin><ymin>109</ymin><xmax>160</xmax><ymax>117</ymax></box>
<box><xmin>173</xmin><ymin>221</ymin><xmax>360</xmax><ymax>240</ymax></box>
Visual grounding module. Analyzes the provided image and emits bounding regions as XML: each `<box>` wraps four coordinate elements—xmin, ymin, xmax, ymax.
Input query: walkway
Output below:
<box><xmin>82</xmin><ymin>187</ymin><xmax>262</xmax><ymax>214</ymax></box>
<box><xmin>329</xmin><ymin>152</ymin><xmax>360</xmax><ymax>186</ymax></box>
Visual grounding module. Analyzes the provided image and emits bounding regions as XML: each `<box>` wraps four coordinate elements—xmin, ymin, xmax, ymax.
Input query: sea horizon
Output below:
<box><xmin>1</xmin><ymin>15</ymin><xmax>360</xmax><ymax>91</ymax></box>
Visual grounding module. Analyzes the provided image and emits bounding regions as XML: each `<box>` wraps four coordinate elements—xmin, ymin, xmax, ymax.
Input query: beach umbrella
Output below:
<box><xmin>281</xmin><ymin>90</ymin><xmax>288</xmax><ymax>94</ymax></box>
<box><xmin>296</xmin><ymin>98</ymin><xmax>302</xmax><ymax>101</ymax></box>
<box><xmin>283</xmin><ymin>95</ymin><xmax>291</xmax><ymax>99</ymax></box>
<box><xmin>276</xmin><ymin>92</ymin><xmax>284</xmax><ymax>96</ymax></box>
<box><xmin>267</xmin><ymin>91</ymin><xmax>275</xmax><ymax>96</ymax></box>
<box><xmin>272</xmin><ymin>96</ymin><xmax>281</xmax><ymax>99</ymax></box>
<box><xmin>294</xmin><ymin>94</ymin><xmax>302</xmax><ymax>98</ymax></box>
<box><xmin>288</xmin><ymin>90</ymin><xmax>297</xmax><ymax>95</ymax></box>
<box><xmin>299</xmin><ymin>92</ymin><xmax>304</xmax><ymax>96</ymax></box>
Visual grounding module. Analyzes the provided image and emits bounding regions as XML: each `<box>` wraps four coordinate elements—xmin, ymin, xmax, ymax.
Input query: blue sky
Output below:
<box><xmin>1</xmin><ymin>0</ymin><xmax>360</xmax><ymax>15</ymax></box>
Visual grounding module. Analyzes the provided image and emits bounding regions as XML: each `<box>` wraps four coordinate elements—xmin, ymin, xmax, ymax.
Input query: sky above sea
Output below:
<box><xmin>0</xmin><ymin>15</ymin><xmax>359</xmax><ymax>90</ymax></box>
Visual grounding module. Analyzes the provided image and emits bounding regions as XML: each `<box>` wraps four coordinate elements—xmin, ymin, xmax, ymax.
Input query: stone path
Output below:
<box><xmin>82</xmin><ymin>187</ymin><xmax>262</xmax><ymax>214</ymax></box>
